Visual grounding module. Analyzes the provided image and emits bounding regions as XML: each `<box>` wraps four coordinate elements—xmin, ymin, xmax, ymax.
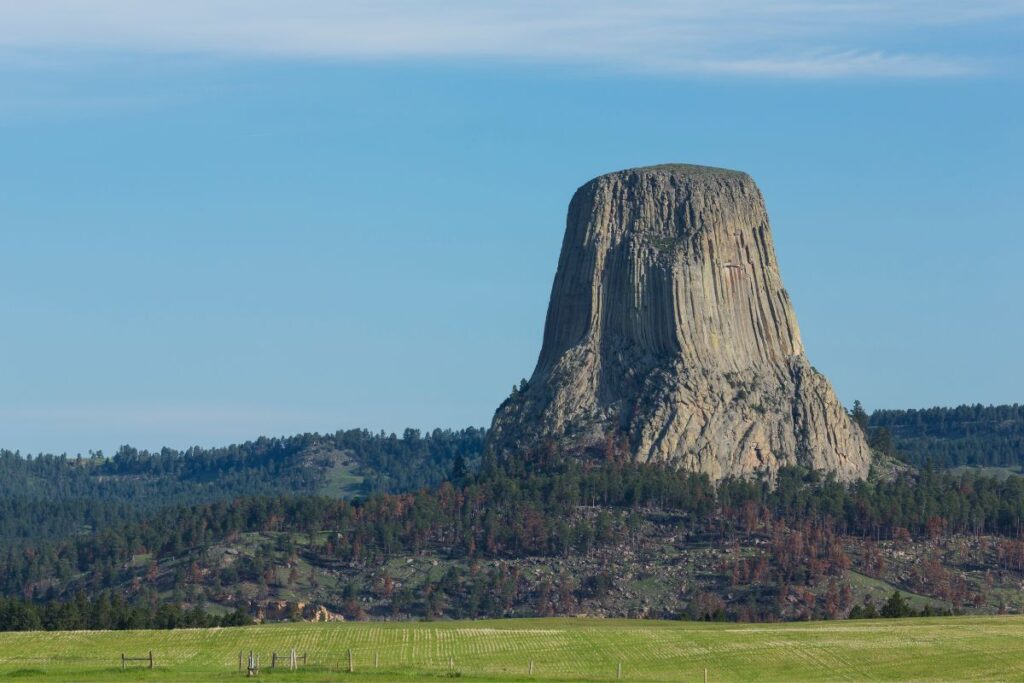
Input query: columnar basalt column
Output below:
<box><xmin>489</xmin><ymin>164</ymin><xmax>871</xmax><ymax>481</ymax></box>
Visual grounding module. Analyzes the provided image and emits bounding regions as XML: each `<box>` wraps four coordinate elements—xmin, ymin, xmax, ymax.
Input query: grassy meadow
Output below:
<box><xmin>1</xmin><ymin>616</ymin><xmax>1023</xmax><ymax>682</ymax></box>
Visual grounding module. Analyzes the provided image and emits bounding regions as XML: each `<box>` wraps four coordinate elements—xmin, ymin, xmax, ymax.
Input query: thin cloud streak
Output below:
<box><xmin>0</xmin><ymin>1</ymin><xmax>1019</xmax><ymax>78</ymax></box>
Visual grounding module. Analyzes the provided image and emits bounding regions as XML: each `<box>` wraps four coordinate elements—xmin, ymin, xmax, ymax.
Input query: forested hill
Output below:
<box><xmin>869</xmin><ymin>404</ymin><xmax>1024</xmax><ymax>469</ymax></box>
<box><xmin>6</xmin><ymin>409</ymin><xmax>1024</xmax><ymax>625</ymax></box>
<box><xmin>0</xmin><ymin>427</ymin><xmax>484</xmax><ymax>543</ymax></box>
<box><xmin>5</xmin><ymin>401</ymin><xmax>1023</xmax><ymax>544</ymax></box>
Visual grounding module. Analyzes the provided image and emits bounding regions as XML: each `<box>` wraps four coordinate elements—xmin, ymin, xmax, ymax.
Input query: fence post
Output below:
<box><xmin>617</xmin><ymin>661</ymin><xmax>622</xmax><ymax>679</ymax></box>
<box><xmin>348</xmin><ymin>648</ymin><xmax>354</xmax><ymax>673</ymax></box>
<box><xmin>704</xmin><ymin>667</ymin><xmax>708</xmax><ymax>683</ymax></box>
<box><xmin>121</xmin><ymin>654</ymin><xmax>125</xmax><ymax>671</ymax></box>
<box><xmin>449</xmin><ymin>656</ymin><xmax>454</xmax><ymax>671</ymax></box>
<box><xmin>291</xmin><ymin>648</ymin><xmax>297</xmax><ymax>671</ymax></box>
<box><xmin>375</xmin><ymin>652</ymin><xmax>379</xmax><ymax>668</ymax></box>
<box><xmin>149</xmin><ymin>651</ymin><xmax>153</xmax><ymax>670</ymax></box>
<box><xmin>529</xmin><ymin>659</ymin><xmax>534</xmax><ymax>675</ymax></box>
<box><xmin>272</xmin><ymin>653</ymin><xmax>277</xmax><ymax>669</ymax></box>
<box><xmin>239</xmin><ymin>651</ymin><xmax>243</xmax><ymax>673</ymax></box>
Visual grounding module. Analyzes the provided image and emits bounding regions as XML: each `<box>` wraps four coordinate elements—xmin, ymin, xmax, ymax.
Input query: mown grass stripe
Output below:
<box><xmin>0</xmin><ymin>616</ymin><xmax>1022</xmax><ymax>681</ymax></box>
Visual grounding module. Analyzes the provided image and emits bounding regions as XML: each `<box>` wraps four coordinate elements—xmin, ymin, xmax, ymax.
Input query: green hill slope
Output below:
<box><xmin>0</xmin><ymin>427</ymin><xmax>485</xmax><ymax>544</ymax></box>
<box><xmin>869</xmin><ymin>404</ymin><xmax>1024</xmax><ymax>468</ymax></box>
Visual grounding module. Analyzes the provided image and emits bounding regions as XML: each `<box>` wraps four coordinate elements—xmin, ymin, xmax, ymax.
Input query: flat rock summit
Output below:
<box><xmin>490</xmin><ymin>164</ymin><xmax>871</xmax><ymax>481</ymax></box>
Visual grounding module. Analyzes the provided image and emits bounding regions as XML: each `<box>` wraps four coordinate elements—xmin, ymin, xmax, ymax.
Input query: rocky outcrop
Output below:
<box><xmin>253</xmin><ymin>600</ymin><xmax>344</xmax><ymax>622</ymax></box>
<box><xmin>489</xmin><ymin>164</ymin><xmax>870</xmax><ymax>481</ymax></box>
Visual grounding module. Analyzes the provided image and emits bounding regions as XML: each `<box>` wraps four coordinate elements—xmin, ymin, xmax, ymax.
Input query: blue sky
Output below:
<box><xmin>1</xmin><ymin>2</ymin><xmax>1022</xmax><ymax>455</ymax></box>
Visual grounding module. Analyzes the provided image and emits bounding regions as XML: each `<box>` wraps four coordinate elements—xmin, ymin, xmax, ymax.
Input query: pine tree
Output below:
<box><xmin>850</xmin><ymin>400</ymin><xmax>869</xmax><ymax>435</ymax></box>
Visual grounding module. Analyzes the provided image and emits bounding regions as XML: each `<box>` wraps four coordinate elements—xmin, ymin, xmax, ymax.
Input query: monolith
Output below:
<box><xmin>489</xmin><ymin>164</ymin><xmax>871</xmax><ymax>481</ymax></box>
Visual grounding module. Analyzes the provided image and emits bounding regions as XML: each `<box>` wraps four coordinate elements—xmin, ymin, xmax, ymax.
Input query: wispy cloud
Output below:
<box><xmin>0</xmin><ymin>1</ymin><xmax>1019</xmax><ymax>78</ymax></box>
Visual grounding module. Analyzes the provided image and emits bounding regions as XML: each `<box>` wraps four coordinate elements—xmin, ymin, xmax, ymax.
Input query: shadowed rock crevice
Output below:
<box><xmin>490</xmin><ymin>164</ymin><xmax>871</xmax><ymax>481</ymax></box>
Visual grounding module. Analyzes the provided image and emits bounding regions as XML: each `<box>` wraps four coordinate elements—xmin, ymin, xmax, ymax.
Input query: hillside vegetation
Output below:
<box><xmin>0</xmin><ymin>428</ymin><xmax>484</xmax><ymax>544</ymax></box>
<box><xmin>5</xmin><ymin>455</ymin><xmax>1024</xmax><ymax>623</ymax></box>
<box><xmin>869</xmin><ymin>404</ymin><xmax>1024</xmax><ymax>469</ymax></box>
<box><xmin>4</xmin><ymin>407</ymin><xmax>1024</xmax><ymax>627</ymax></box>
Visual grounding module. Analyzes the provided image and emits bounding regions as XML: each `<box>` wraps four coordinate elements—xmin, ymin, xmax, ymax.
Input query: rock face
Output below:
<box><xmin>489</xmin><ymin>164</ymin><xmax>871</xmax><ymax>481</ymax></box>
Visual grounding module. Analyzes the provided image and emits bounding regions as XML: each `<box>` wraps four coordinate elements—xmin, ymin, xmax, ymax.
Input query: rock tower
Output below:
<box><xmin>489</xmin><ymin>164</ymin><xmax>871</xmax><ymax>481</ymax></box>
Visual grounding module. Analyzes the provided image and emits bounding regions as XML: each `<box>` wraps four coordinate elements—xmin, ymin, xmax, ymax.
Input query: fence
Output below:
<box><xmin>121</xmin><ymin>651</ymin><xmax>153</xmax><ymax>670</ymax></box>
<box><xmin>0</xmin><ymin>649</ymin><xmax>717</xmax><ymax>680</ymax></box>
<box><xmin>270</xmin><ymin>649</ymin><xmax>307</xmax><ymax>670</ymax></box>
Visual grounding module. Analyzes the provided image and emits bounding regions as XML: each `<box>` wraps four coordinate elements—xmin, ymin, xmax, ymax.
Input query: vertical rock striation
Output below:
<box><xmin>489</xmin><ymin>164</ymin><xmax>871</xmax><ymax>481</ymax></box>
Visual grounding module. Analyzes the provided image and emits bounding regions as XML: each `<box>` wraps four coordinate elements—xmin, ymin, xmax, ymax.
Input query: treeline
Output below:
<box><xmin>0</xmin><ymin>427</ymin><xmax>484</xmax><ymax>544</ymax></box>
<box><xmin>6</xmin><ymin>449</ymin><xmax>1024</xmax><ymax>602</ymax></box>
<box><xmin>331</xmin><ymin>427</ymin><xmax>486</xmax><ymax>493</ymax></box>
<box><xmin>0</xmin><ymin>441</ymin><xmax>317</xmax><ymax>504</ymax></box>
<box><xmin>0</xmin><ymin>592</ymin><xmax>251</xmax><ymax>632</ymax></box>
<box><xmin>101</xmin><ymin>427</ymin><xmax>485</xmax><ymax>495</ymax></box>
<box><xmin>869</xmin><ymin>404</ymin><xmax>1024</xmax><ymax>468</ymax></box>
<box><xmin>8</xmin><ymin>401</ymin><xmax>1024</xmax><ymax>550</ymax></box>
<box><xmin>848</xmin><ymin>591</ymin><xmax>955</xmax><ymax>619</ymax></box>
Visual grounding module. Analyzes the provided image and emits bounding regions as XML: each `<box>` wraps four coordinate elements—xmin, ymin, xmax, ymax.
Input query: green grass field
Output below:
<box><xmin>1</xmin><ymin>616</ymin><xmax>1023</xmax><ymax>682</ymax></box>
